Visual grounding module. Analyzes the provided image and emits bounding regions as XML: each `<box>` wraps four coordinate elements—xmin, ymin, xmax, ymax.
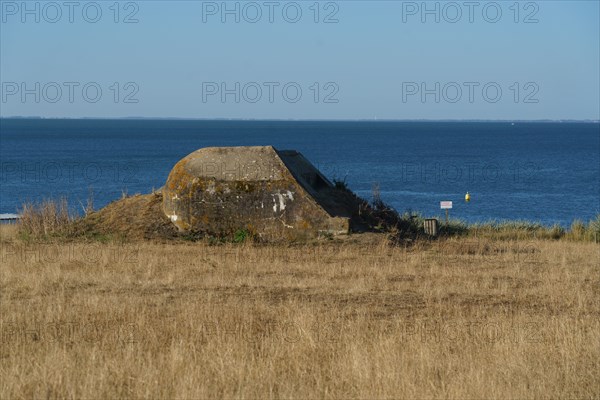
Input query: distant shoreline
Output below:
<box><xmin>1</xmin><ymin>117</ymin><xmax>599</xmax><ymax>123</ymax></box>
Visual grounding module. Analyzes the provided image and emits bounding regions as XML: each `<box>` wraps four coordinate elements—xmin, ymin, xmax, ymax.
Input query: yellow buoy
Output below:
<box><xmin>465</xmin><ymin>192</ymin><xmax>471</xmax><ymax>202</ymax></box>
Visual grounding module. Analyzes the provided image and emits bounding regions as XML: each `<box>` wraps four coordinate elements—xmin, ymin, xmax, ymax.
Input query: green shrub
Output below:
<box><xmin>234</xmin><ymin>229</ymin><xmax>250</xmax><ymax>243</ymax></box>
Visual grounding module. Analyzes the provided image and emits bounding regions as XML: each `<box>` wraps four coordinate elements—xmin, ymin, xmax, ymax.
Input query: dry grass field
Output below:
<box><xmin>1</xmin><ymin>224</ymin><xmax>599</xmax><ymax>399</ymax></box>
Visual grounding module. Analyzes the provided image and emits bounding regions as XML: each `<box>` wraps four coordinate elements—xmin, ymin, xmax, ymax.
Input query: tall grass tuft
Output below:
<box><xmin>565</xmin><ymin>215</ymin><xmax>600</xmax><ymax>242</ymax></box>
<box><xmin>18</xmin><ymin>198</ymin><xmax>74</xmax><ymax>239</ymax></box>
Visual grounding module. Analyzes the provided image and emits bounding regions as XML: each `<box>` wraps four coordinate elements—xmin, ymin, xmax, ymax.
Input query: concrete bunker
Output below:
<box><xmin>162</xmin><ymin>146</ymin><xmax>364</xmax><ymax>241</ymax></box>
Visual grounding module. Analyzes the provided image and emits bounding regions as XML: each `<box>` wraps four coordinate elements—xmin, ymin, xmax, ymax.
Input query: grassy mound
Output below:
<box><xmin>74</xmin><ymin>186</ymin><xmax>407</xmax><ymax>243</ymax></box>
<box><xmin>72</xmin><ymin>191</ymin><xmax>179</xmax><ymax>241</ymax></box>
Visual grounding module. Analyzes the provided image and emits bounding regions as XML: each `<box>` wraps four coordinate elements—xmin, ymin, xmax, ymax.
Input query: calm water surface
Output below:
<box><xmin>1</xmin><ymin>119</ymin><xmax>598</xmax><ymax>226</ymax></box>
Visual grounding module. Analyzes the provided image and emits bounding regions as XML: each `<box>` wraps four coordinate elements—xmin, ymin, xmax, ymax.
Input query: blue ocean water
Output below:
<box><xmin>1</xmin><ymin>119</ymin><xmax>598</xmax><ymax>227</ymax></box>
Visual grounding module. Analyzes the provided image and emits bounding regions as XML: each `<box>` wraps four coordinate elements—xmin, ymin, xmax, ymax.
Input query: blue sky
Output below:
<box><xmin>1</xmin><ymin>0</ymin><xmax>599</xmax><ymax>120</ymax></box>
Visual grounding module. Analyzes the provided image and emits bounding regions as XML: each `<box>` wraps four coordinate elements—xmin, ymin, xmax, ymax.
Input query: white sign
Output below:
<box><xmin>440</xmin><ymin>201</ymin><xmax>453</xmax><ymax>209</ymax></box>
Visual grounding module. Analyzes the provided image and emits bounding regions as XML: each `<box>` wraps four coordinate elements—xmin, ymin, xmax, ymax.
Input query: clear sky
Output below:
<box><xmin>1</xmin><ymin>0</ymin><xmax>599</xmax><ymax>120</ymax></box>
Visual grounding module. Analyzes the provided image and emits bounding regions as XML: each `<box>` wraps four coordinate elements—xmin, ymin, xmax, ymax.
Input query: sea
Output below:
<box><xmin>1</xmin><ymin>119</ymin><xmax>598</xmax><ymax>227</ymax></box>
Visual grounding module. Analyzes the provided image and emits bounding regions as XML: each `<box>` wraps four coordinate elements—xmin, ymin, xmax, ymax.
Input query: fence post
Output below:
<box><xmin>424</xmin><ymin>218</ymin><xmax>439</xmax><ymax>237</ymax></box>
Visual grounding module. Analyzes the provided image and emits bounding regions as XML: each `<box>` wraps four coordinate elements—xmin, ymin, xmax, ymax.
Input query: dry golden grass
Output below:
<box><xmin>18</xmin><ymin>198</ymin><xmax>73</xmax><ymax>238</ymax></box>
<box><xmin>1</xmin><ymin>225</ymin><xmax>599</xmax><ymax>399</ymax></box>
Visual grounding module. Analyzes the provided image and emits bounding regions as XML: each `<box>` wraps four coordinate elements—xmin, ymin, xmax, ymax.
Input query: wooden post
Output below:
<box><xmin>424</xmin><ymin>219</ymin><xmax>438</xmax><ymax>237</ymax></box>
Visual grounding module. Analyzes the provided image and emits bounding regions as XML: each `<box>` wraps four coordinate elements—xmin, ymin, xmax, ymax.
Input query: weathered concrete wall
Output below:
<box><xmin>162</xmin><ymin>146</ymin><xmax>349</xmax><ymax>241</ymax></box>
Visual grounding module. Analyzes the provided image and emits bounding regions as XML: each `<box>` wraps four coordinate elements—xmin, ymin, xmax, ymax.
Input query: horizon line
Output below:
<box><xmin>1</xmin><ymin>117</ymin><xmax>599</xmax><ymax>123</ymax></box>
